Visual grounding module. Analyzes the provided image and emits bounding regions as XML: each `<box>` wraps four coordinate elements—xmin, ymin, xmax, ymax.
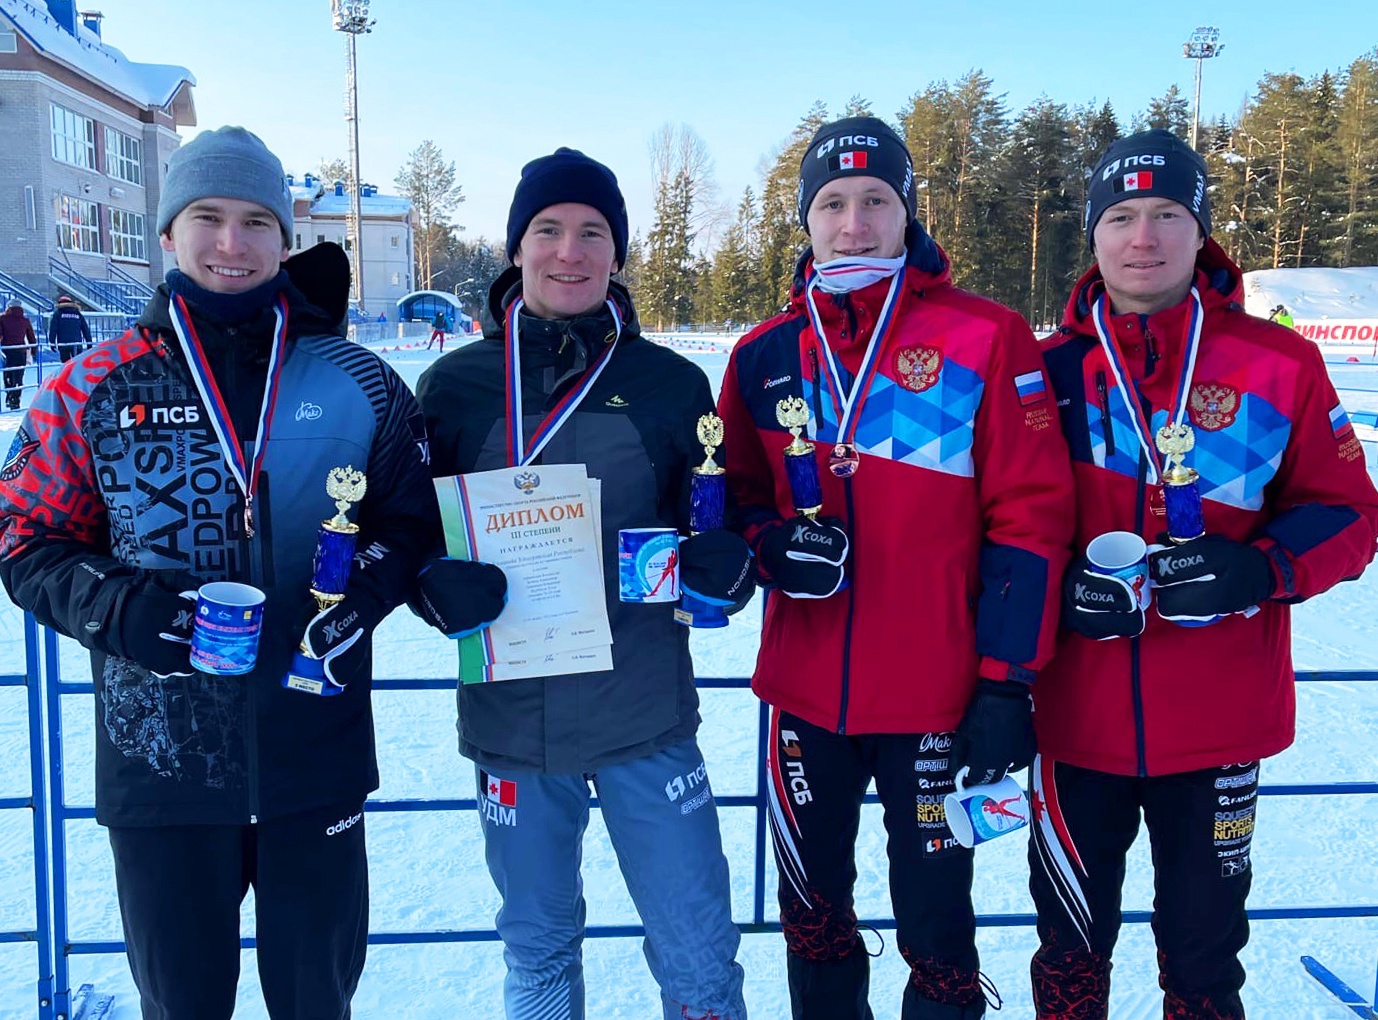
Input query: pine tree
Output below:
<box><xmin>393</xmin><ymin>140</ymin><xmax>465</xmax><ymax>289</ymax></box>
<box><xmin>842</xmin><ymin>94</ymin><xmax>872</xmax><ymax>117</ymax></box>
<box><xmin>1140</xmin><ymin>84</ymin><xmax>1191</xmax><ymax>140</ymax></box>
<box><xmin>1000</xmin><ymin>98</ymin><xmax>1078</xmax><ymax>328</ymax></box>
<box><xmin>1068</xmin><ymin>100</ymin><xmax>1120</xmax><ymax>271</ymax></box>
<box><xmin>708</xmin><ymin>188</ymin><xmax>763</xmax><ymax>326</ymax></box>
<box><xmin>757</xmin><ymin>101</ymin><xmax>829</xmax><ymax>316</ymax></box>
<box><xmin>1335</xmin><ymin>50</ymin><xmax>1378</xmax><ymax>266</ymax></box>
<box><xmin>641</xmin><ymin>125</ymin><xmax>716</xmax><ymax>330</ymax></box>
<box><xmin>316</xmin><ymin>157</ymin><xmax>353</xmax><ymax>190</ymax></box>
<box><xmin>1242</xmin><ymin>73</ymin><xmax>1314</xmax><ymax>267</ymax></box>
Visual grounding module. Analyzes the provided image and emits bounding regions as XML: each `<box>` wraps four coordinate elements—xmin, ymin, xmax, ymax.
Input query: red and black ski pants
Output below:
<box><xmin>1029</xmin><ymin>756</ymin><xmax>1260</xmax><ymax>1020</ymax></box>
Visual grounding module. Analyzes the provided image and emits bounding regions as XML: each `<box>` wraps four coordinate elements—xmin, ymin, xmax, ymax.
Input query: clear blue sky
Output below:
<box><xmin>92</xmin><ymin>0</ymin><xmax>1377</xmax><ymax>252</ymax></box>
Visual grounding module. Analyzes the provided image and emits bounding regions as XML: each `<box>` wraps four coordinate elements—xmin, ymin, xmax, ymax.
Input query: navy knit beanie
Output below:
<box><xmin>157</xmin><ymin>126</ymin><xmax>294</xmax><ymax>246</ymax></box>
<box><xmin>505</xmin><ymin>148</ymin><xmax>629</xmax><ymax>269</ymax></box>
<box><xmin>1085</xmin><ymin>129</ymin><xmax>1211</xmax><ymax>245</ymax></box>
<box><xmin>798</xmin><ymin>116</ymin><xmax>916</xmax><ymax>230</ymax></box>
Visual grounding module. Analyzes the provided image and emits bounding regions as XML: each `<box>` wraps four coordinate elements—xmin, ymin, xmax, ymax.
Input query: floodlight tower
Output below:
<box><xmin>1183</xmin><ymin>26</ymin><xmax>1224</xmax><ymax>151</ymax></box>
<box><xmin>332</xmin><ymin>0</ymin><xmax>374</xmax><ymax>313</ymax></box>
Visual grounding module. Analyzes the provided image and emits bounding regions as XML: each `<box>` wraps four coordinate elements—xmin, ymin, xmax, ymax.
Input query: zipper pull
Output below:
<box><xmin>1095</xmin><ymin>370</ymin><xmax>1116</xmax><ymax>456</ymax></box>
<box><xmin>808</xmin><ymin>346</ymin><xmax>825</xmax><ymax>432</ymax></box>
<box><xmin>1143</xmin><ymin>322</ymin><xmax>1159</xmax><ymax>376</ymax></box>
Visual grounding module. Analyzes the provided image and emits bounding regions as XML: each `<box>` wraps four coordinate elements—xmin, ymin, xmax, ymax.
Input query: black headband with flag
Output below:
<box><xmin>1085</xmin><ymin>128</ymin><xmax>1211</xmax><ymax>244</ymax></box>
<box><xmin>798</xmin><ymin>116</ymin><xmax>916</xmax><ymax>230</ymax></box>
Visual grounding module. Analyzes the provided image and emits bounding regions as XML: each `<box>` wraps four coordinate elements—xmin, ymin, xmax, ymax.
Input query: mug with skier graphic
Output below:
<box><xmin>943</xmin><ymin>767</ymin><xmax>1030</xmax><ymax>849</ymax></box>
<box><xmin>617</xmin><ymin>528</ymin><xmax>680</xmax><ymax>604</ymax></box>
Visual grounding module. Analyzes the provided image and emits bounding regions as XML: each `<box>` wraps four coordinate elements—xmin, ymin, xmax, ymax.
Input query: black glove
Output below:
<box><xmin>111</xmin><ymin>575</ymin><xmax>198</xmax><ymax>678</ymax></box>
<box><xmin>1062</xmin><ymin>555</ymin><xmax>1145</xmax><ymax>640</ymax></box>
<box><xmin>297</xmin><ymin>589</ymin><xmax>390</xmax><ymax>691</ymax></box>
<box><xmin>411</xmin><ymin>558</ymin><xmax>508</xmax><ymax>638</ymax></box>
<box><xmin>1148</xmin><ymin>535</ymin><xmax>1274</xmax><ymax>621</ymax></box>
<box><xmin>951</xmin><ymin>679</ymin><xmax>1036</xmax><ymax>787</ymax></box>
<box><xmin>679</xmin><ymin>530</ymin><xmax>756</xmax><ymax>613</ymax></box>
<box><xmin>756</xmin><ymin>516</ymin><xmax>849</xmax><ymax>599</ymax></box>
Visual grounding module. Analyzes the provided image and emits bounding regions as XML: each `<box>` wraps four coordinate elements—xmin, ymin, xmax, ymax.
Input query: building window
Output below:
<box><xmin>317</xmin><ymin>233</ymin><xmax>326</xmax><ymax>245</ymax></box>
<box><xmin>55</xmin><ymin>194</ymin><xmax>100</xmax><ymax>252</ymax></box>
<box><xmin>390</xmin><ymin>235</ymin><xmax>398</xmax><ymax>248</ymax></box>
<box><xmin>104</xmin><ymin>127</ymin><xmax>143</xmax><ymax>185</ymax></box>
<box><xmin>109</xmin><ymin>209</ymin><xmax>146</xmax><ymax>261</ymax></box>
<box><xmin>344</xmin><ymin>237</ymin><xmax>352</xmax><ymax>251</ymax></box>
<box><xmin>0</xmin><ymin>31</ymin><xmax>18</xmax><ymax>53</ymax></box>
<box><xmin>296</xmin><ymin>233</ymin><xmax>302</xmax><ymax>250</ymax></box>
<box><xmin>51</xmin><ymin>104</ymin><xmax>96</xmax><ymax>170</ymax></box>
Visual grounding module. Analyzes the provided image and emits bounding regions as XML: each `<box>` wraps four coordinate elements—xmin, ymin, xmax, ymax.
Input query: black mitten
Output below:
<box><xmin>680</xmin><ymin>530</ymin><xmax>756</xmax><ymax>612</ymax></box>
<box><xmin>297</xmin><ymin>589</ymin><xmax>390</xmax><ymax>691</ymax></box>
<box><xmin>950</xmin><ymin>680</ymin><xmax>1036</xmax><ymax>787</ymax></box>
<box><xmin>411</xmin><ymin>558</ymin><xmax>508</xmax><ymax>638</ymax></box>
<box><xmin>1062</xmin><ymin>555</ymin><xmax>1145</xmax><ymax>640</ymax></box>
<box><xmin>111</xmin><ymin>575</ymin><xmax>198</xmax><ymax>678</ymax></box>
<box><xmin>756</xmin><ymin>516</ymin><xmax>849</xmax><ymax>599</ymax></box>
<box><xmin>1148</xmin><ymin>535</ymin><xmax>1274</xmax><ymax>621</ymax></box>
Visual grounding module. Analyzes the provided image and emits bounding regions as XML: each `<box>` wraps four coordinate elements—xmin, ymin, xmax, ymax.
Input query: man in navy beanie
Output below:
<box><xmin>1033</xmin><ymin>128</ymin><xmax>1378</xmax><ymax>1019</ymax></box>
<box><xmin>413</xmin><ymin>148</ymin><xmax>752</xmax><ymax>1019</ymax></box>
<box><xmin>717</xmin><ymin>113</ymin><xmax>1075</xmax><ymax>1019</ymax></box>
<box><xmin>0</xmin><ymin>125</ymin><xmax>439</xmax><ymax>1019</ymax></box>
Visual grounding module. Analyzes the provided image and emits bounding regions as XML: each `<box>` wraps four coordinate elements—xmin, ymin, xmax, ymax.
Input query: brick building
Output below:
<box><xmin>0</xmin><ymin>0</ymin><xmax>195</xmax><ymax>316</ymax></box>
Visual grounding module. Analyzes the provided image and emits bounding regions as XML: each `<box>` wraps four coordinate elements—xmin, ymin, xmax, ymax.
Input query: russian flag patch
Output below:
<box><xmin>1330</xmin><ymin>402</ymin><xmax>1354</xmax><ymax>441</ymax></box>
<box><xmin>1015</xmin><ymin>370</ymin><xmax>1048</xmax><ymax>406</ymax></box>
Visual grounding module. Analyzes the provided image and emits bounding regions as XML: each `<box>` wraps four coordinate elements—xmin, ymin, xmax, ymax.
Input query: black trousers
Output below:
<box><xmin>767</xmin><ymin>708</ymin><xmax>986</xmax><ymax>1020</ymax></box>
<box><xmin>107</xmin><ymin>800</ymin><xmax>369</xmax><ymax>1020</ymax></box>
<box><xmin>3</xmin><ymin>351</ymin><xmax>24</xmax><ymax>408</ymax></box>
<box><xmin>1028</xmin><ymin>756</ymin><xmax>1259</xmax><ymax>1020</ymax></box>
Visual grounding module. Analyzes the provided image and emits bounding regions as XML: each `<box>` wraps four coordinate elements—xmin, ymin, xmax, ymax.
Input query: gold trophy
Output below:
<box><xmin>776</xmin><ymin>396</ymin><xmax>823</xmax><ymax>518</ymax></box>
<box><xmin>283</xmin><ymin>466</ymin><xmax>368</xmax><ymax>696</ymax></box>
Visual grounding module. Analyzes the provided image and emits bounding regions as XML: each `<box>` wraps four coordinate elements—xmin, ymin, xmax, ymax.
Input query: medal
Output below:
<box><xmin>802</xmin><ymin>258</ymin><xmax>907</xmax><ymax>478</ymax></box>
<box><xmin>828</xmin><ymin>442</ymin><xmax>860</xmax><ymax>478</ymax></box>
<box><xmin>169</xmin><ymin>293</ymin><xmax>288</xmax><ymax>540</ymax></box>
<box><xmin>505</xmin><ymin>297</ymin><xmax>622</xmax><ymax>467</ymax></box>
<box><xmin>1091</xmin><ymin>287</ymin><xmax>1206</xmax><ymax>542</ymax></box>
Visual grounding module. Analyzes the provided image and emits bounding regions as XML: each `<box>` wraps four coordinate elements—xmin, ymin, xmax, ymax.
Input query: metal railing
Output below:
<box><xmin>13</xmin><ymin>614</ymin><xmax>1378</xmax><ymax>1018</ymax></box>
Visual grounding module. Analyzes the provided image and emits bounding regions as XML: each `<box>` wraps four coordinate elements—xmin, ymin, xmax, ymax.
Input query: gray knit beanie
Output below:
<box><xmin>156</xmin><ymin>126</ymin><xmax>294</xmax><ymax>246</ymax></box>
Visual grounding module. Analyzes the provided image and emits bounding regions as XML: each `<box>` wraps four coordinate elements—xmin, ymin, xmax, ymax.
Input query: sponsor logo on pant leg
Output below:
<box><xmin>779</xmin><ymin>729</ymin><xmax>812</xmax><ymax>805</ymax></box>
<box><xmin>665</xmin><ymin>759</ymin><xmax>709</xmax><ymax>803</ymax></box>
<box><xmin>326</xmin><ymin>810</ymin><xmax>363</xmax><ymax>836</ymax></box>
<box><xmin>479</xmin><ymin>769</ymin><xmax>518</xmax><ymax>827</ymax></box>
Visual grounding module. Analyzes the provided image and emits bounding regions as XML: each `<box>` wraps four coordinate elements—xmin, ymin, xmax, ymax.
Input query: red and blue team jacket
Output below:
<box><xmin>717</xmin><ymin>226</ymin><xmax>1075</xmax><ymax>736</ymax></box>
<box><xmin>1036</xmin><ymin>238</ymin><xmax>1378</xmax><ymax>777</ymax></box>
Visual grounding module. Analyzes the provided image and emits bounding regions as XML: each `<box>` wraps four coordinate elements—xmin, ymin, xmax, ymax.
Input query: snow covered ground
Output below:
<box><xmin>0</xmin><ymin>337</ymin><xmax>1375</xmax><ymax>1019</ymax></box>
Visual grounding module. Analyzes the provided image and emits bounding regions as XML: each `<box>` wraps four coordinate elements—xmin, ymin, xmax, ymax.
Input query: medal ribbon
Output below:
<box><xmin>168</xmin><ymin>293</ymin><xmax>288</xmax><ymax>536</ymax></box>
<box><xmin>803</xmin><ymin>259</ymin><xmax>906</xmax><ymax>449</ymax></box>
<box><xmin>504</xmin><ymin>297</ymin><xmax>623</xmax><ymax>467</ymax></box>
<box><xmin>1090</xmin><ymin>286</ymin><xmax>1204</xmax><ymax>486</ymax></box>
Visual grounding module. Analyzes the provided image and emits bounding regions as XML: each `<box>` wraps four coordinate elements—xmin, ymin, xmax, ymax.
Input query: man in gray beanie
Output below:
<box><xmin>0</xmin><ymin>125</ymin><xmax>442</xmax><ymax>1019</ymax></box>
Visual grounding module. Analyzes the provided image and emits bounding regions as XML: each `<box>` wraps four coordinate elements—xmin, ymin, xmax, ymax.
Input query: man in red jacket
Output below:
<box><xmin>718</xmin><ymin>116</ymin><xmax>1075</xmax><ymax>1020</ymax></box>
<box><xmin>1033</xmin><ymin>129</ymin><xmax>1378</xmax><ymax>1020</ymax></box>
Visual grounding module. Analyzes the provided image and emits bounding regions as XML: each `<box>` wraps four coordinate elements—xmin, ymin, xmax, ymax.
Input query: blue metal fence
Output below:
<box><xmin>2</xmin><ymin>615</ymin><xmax>54</xmax><ymax>1018</ymax></box>
<box><xmin>15</xmin><ymin>617</ymin><xmax>1378</xmax><ymax>1016</ymax></box>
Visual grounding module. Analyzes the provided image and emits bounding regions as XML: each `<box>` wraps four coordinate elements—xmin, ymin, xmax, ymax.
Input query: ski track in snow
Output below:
<box><xmin>0</xmin><ymin>343</ymin><xmax>1374</xmax><ymax>1018</ymax></box>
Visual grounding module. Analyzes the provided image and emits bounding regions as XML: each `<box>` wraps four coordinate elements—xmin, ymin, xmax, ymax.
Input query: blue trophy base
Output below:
<box><xmin>282</xmin><ymin>650</ymin><xmax>343</xmax><ymax>697</ymax></box>
<box><xmin>675</xmin><ymin>592</ymin><xmax>730</xmax><ymax>629</ymax></box>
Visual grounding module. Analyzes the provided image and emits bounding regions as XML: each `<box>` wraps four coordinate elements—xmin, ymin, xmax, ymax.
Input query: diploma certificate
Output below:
<box><xmin>434</xmin><ymin>465</ymin><xmax>613</xmax><ymax>682</ymax></box>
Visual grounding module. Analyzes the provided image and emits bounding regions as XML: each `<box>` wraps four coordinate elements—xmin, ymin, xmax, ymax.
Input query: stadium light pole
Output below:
<box><xmin>1183</xmin><ymin>26</ymin><xmax>1224</xmax><ymax>151</ymax></box>
<box><xmin>332</xmin><ymin>0</ymin><xmax>375</xmax><ymax>315</ymax></box>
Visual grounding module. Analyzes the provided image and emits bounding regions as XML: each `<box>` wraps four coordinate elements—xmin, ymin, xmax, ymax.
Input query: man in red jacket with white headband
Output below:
<box><xmin>718</xmin><ymin>115</ymin><xmax>1075</xmax><ymax>1020</ymax></box>
<box><xmin>1033</xmin><ymin>128</ymin><xmax>1378</xmax><ymax>1020</ymax></box>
